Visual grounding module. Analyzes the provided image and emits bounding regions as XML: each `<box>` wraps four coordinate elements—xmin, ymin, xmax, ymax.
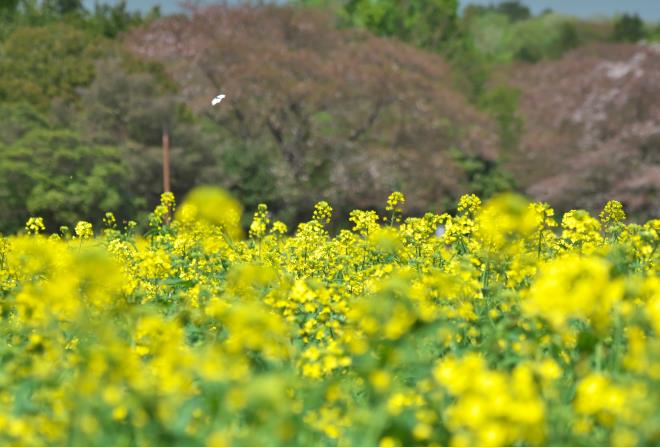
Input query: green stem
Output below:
<box><xmin>594</xmin><ymin>343</ymin><xmax>603</xmax><ymax>371</ymax></box>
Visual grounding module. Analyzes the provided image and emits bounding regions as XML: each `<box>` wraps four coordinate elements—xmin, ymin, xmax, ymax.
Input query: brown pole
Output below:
<box><xmin>162</xmin><ymin>126</ymin><xmax>171</xmax><ymax>193</ymax></box>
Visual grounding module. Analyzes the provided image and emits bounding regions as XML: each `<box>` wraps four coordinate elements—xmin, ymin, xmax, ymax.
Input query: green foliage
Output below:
<box><xmin>449</xmin><ymin>148</ymin><xmax>516</xmax><ymax>199</ymax></box>
<box><xmin>42</xmin><ymin>0</ymin><xmax>84</xmax><ymax>15</ymax></box>
<box><xmin>78</xmin><ymin>58</ymin><xmax>177</xmax><ymax>145</ymax></box>
<box><xmin>465</xmin><ymin>11</ymin><xmax>581</xmax><ymax>64</ymax></box>
<box><xmin>464</xmin><ymin>12</ymin><xmax>516</xmax><ymax>63</ymax></box>
<box><xmin>511</xmin><ymin>14</ymin><xmax>581</xmax><ymax>62</ymax></box>
<box><xmin>303</xmin><ymin>0</ymin><xmax>460</xmax><ymax>49</ymax></box>
<box><xmin>0</xmin><ymin>128</ymin><xmax>136</xmax><ymax>231</ymax></box>
<box><xmin>478</xmin><ymin>85</ymin><xmax>523</xmax><ymax>151</ymax></box>
<box><xmin>557</xmin><ymin>20</ymin><xmax>580</xmax><ymax>51</ymax></box>
<box><xmin>494</xmin><ymin>0</ymin><xmax>531</xmax><ymax>21</ymax></box>
<box><xmin>0</xmin><ymin>0</ymin><xmax>150</xmax><ymax>40</ymax></box>
<box><xmin>87</xmin><ymin>0</ymin><xmax>153</xmax><ymax>38</ymax></box>
<box><xmin>464</xmin><ymin>0</ymin><xmax>531</xmax><ymax>22</ymax></box>
<box><xmin>647</xmin><ymin>22</ymin><xmax>660</xmax><ymax>42</ymax></box>
<box><xmin>0</xmin><ymin>0</ymin><xmax>20</xmax><ymax>14</ymax></box>
<box><xmin>75</xmin><ymin>57</ymin><xmax>209</xmax><ymax>218</ymax></box>
<box><xmin>0</xmin><ymin>102</ymin><xmax>49</xmax><ymax>145</ymax></box>
<box><xmin>219</xmin><ymin>141</ymin><xmax>288</xmax><ymax>222</ymax></box>
<box><xmin>441</xmin><ymin>33</ymin><xmax>492</xmax><ymax>101</ymax></box>
<box><xmin>0</xmin><ymin>22</ymin><xmax>107</xmax><ymax>108</ymax></box>
<box><xmin>612</xmin><ymin>13</ymin><xmax>646</xmax><ymax>42</ymax></box>
<box><xmin>439</xmin><ymin>19</ymin><xmax>524</xmax><ymax>152</ymax></box>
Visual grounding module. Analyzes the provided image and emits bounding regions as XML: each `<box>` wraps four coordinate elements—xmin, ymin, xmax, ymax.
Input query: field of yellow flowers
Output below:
<box><xmin>1</xmin><ymin>187</ymin><xmax>658</xmax><ymax>447</ymax></box>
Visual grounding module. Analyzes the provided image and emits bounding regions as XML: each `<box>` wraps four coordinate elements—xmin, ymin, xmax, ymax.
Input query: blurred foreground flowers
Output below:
<box><xmin>0</xmin><ymin>189</ymin><xmax>658</xmax><ymax>447</ymax></box>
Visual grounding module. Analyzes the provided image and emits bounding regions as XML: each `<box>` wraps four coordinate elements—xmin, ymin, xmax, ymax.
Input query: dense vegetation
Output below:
<box><xmin>0</xmin><ymin>188</ymin><xmax>657</xmax><ymax>446</ymax></box>
<box><xmin>0</xmin><ymin>0</ymin><xmax>658</xmax><ymax>231</ymax></box>
<box><xmin>1</xmin><ymin>3</ymin><xmax>658</xmax><ymax>446</ymax></box>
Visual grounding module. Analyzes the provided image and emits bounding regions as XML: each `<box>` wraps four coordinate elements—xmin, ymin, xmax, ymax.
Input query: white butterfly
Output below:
<box><xmin>211</xmin><ymin>93</ymin><xmax>226</xmax><ymax>106</ymax></box>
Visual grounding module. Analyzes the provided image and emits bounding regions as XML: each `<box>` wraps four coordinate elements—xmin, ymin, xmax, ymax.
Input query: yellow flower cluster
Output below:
<box><xmin>74</xmin><ymin>220</ymin><xmax>93</xmax><ymax>239</ymax></box>
<box><xmin>385</xmin><ymin>191</ymin><xmax>406</xmax><ymax>224</ymax></box>
<box><xmin>25</xmin><ymin>216</ymin><xmax>45</xmax><ymax>235</ymax></box>
<box><xmin>312</xmin><ymin>201</ymin><xmax>333</xmax><ymax>226</ymax></box>
<box><xmin>0</xmin><ymin>190</ymin><xmax>658</xmax><ymax>447</ymax></box>
<box><xmin>433</xmin><ymin>354</ymin><xmax>546</xmax><ymax>447</ymax></box>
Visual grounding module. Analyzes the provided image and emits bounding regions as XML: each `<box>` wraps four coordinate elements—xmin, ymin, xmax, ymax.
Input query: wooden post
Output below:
<box><xmin>162</xmin><ymin>125</ymin><xmax>171</xmax><ymax>193</ymax></box>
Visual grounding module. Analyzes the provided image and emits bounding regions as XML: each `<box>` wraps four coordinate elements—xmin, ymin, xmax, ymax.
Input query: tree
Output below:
<box><xmin>495</xmin><ymin>1</ymin><xmax>531</xmax><ymax>22</ymax></box>
<box><xmin>463</xmin><ymin>1</ymin><xmax>531</xmax><ymax>23</ymax></box>
<box><xmin>300</xmin><ymin>0</ymin><xmax>460</xmax><ymax>50</ymax></box>
<box><xmin>125</xmin><ymin>4</ymin><xmax>500</xmax><ymax>219</ymax></box>
<box><xmin>512</xmin><ymin>14</ymin><xmax>582</xmax><ymax>62</ymax></box>
<box><xmin>507</xmin><ymin>44</ymin><xmax>660</xmax><ymax>219</ymax></box>
<box><xmin>77</xmin><ymin>57</ymin><xmax>212</xmax><ymax>209</ymax></box>
<box><xmin>0</xmin><ymin>102</ymin><xmax>49</xmax><ymax>145</ymax></box>
<box><xmin>0</xmin><ymin>129</ymin><xmax>136</xmax><ymax>231</ymax></box>
<box><xmin>78</xmin><ymin>58</ymin><xmax>178</xmax><ymax>145</ymax></box>
<box><xmin>613</xmin><ymin>13</ymin><xmax>646</xmax><ymax>42</ymax></box>
<box><xmin>449</xmin><ymin>148</ymin><xmax>516</xmax><ymax>199</ymax></box>
<box><xmin>464</xmin><ymin>12</ymin><xmax>516</xmax><ymax>63</ymax></box>
<box><xmin>89</xmin><ymin>0</ymin><xmax>145</xmax><ymax>38</ymax></box>
<box><xmin>478</xmin><ymin>85</ymin><xmax>523</xmax><ymax>151</ymax></box>
<box><xmin>43</xmin><ymin>0</ymin><xmax>84</xmax><ymax>15</ymax></box>
<box><xmin>0</xmin><ymin>0</ymin><xmax>21</xmax><ymax>14</ymax></box>
<box><xmin>557</xmin><ymin>21</ymin><xmax>579</xmax><ymax>52</ymax></box>
<box><xmin>0</xmin><ymin>23</ymin><xmax>106</xmax><ymax>108</ymax></box>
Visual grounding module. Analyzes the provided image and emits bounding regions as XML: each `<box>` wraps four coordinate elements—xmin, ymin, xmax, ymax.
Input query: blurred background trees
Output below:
<box><xmin>0</xmin><ymin>23</ymin><xmax>102</xmax><ymax>108</ymax></box>
<box><xmin>0</xmin><ymin>0</ymin><xmax>658</xmax><ymax>232</ymax></box>
<box><xmin>125</xmin><ymin>5</ymin><xmax>501</xmax><ymax>221</ymax></box>
<box><xmin>612</xmin><ymin>13</ymin><xmax>646</xmax><ymax>43</ymax></box>
<box><xmin>339</xmin><ymin>0</ymin><xmax>459</xmax><ymax>49</ymax></box>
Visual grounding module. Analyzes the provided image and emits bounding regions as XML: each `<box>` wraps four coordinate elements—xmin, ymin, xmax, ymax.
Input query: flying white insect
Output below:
<box><xmin>211</xmin><ymin>93</ymin><xmax>226</xmax><ymax>106</ymax></box>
